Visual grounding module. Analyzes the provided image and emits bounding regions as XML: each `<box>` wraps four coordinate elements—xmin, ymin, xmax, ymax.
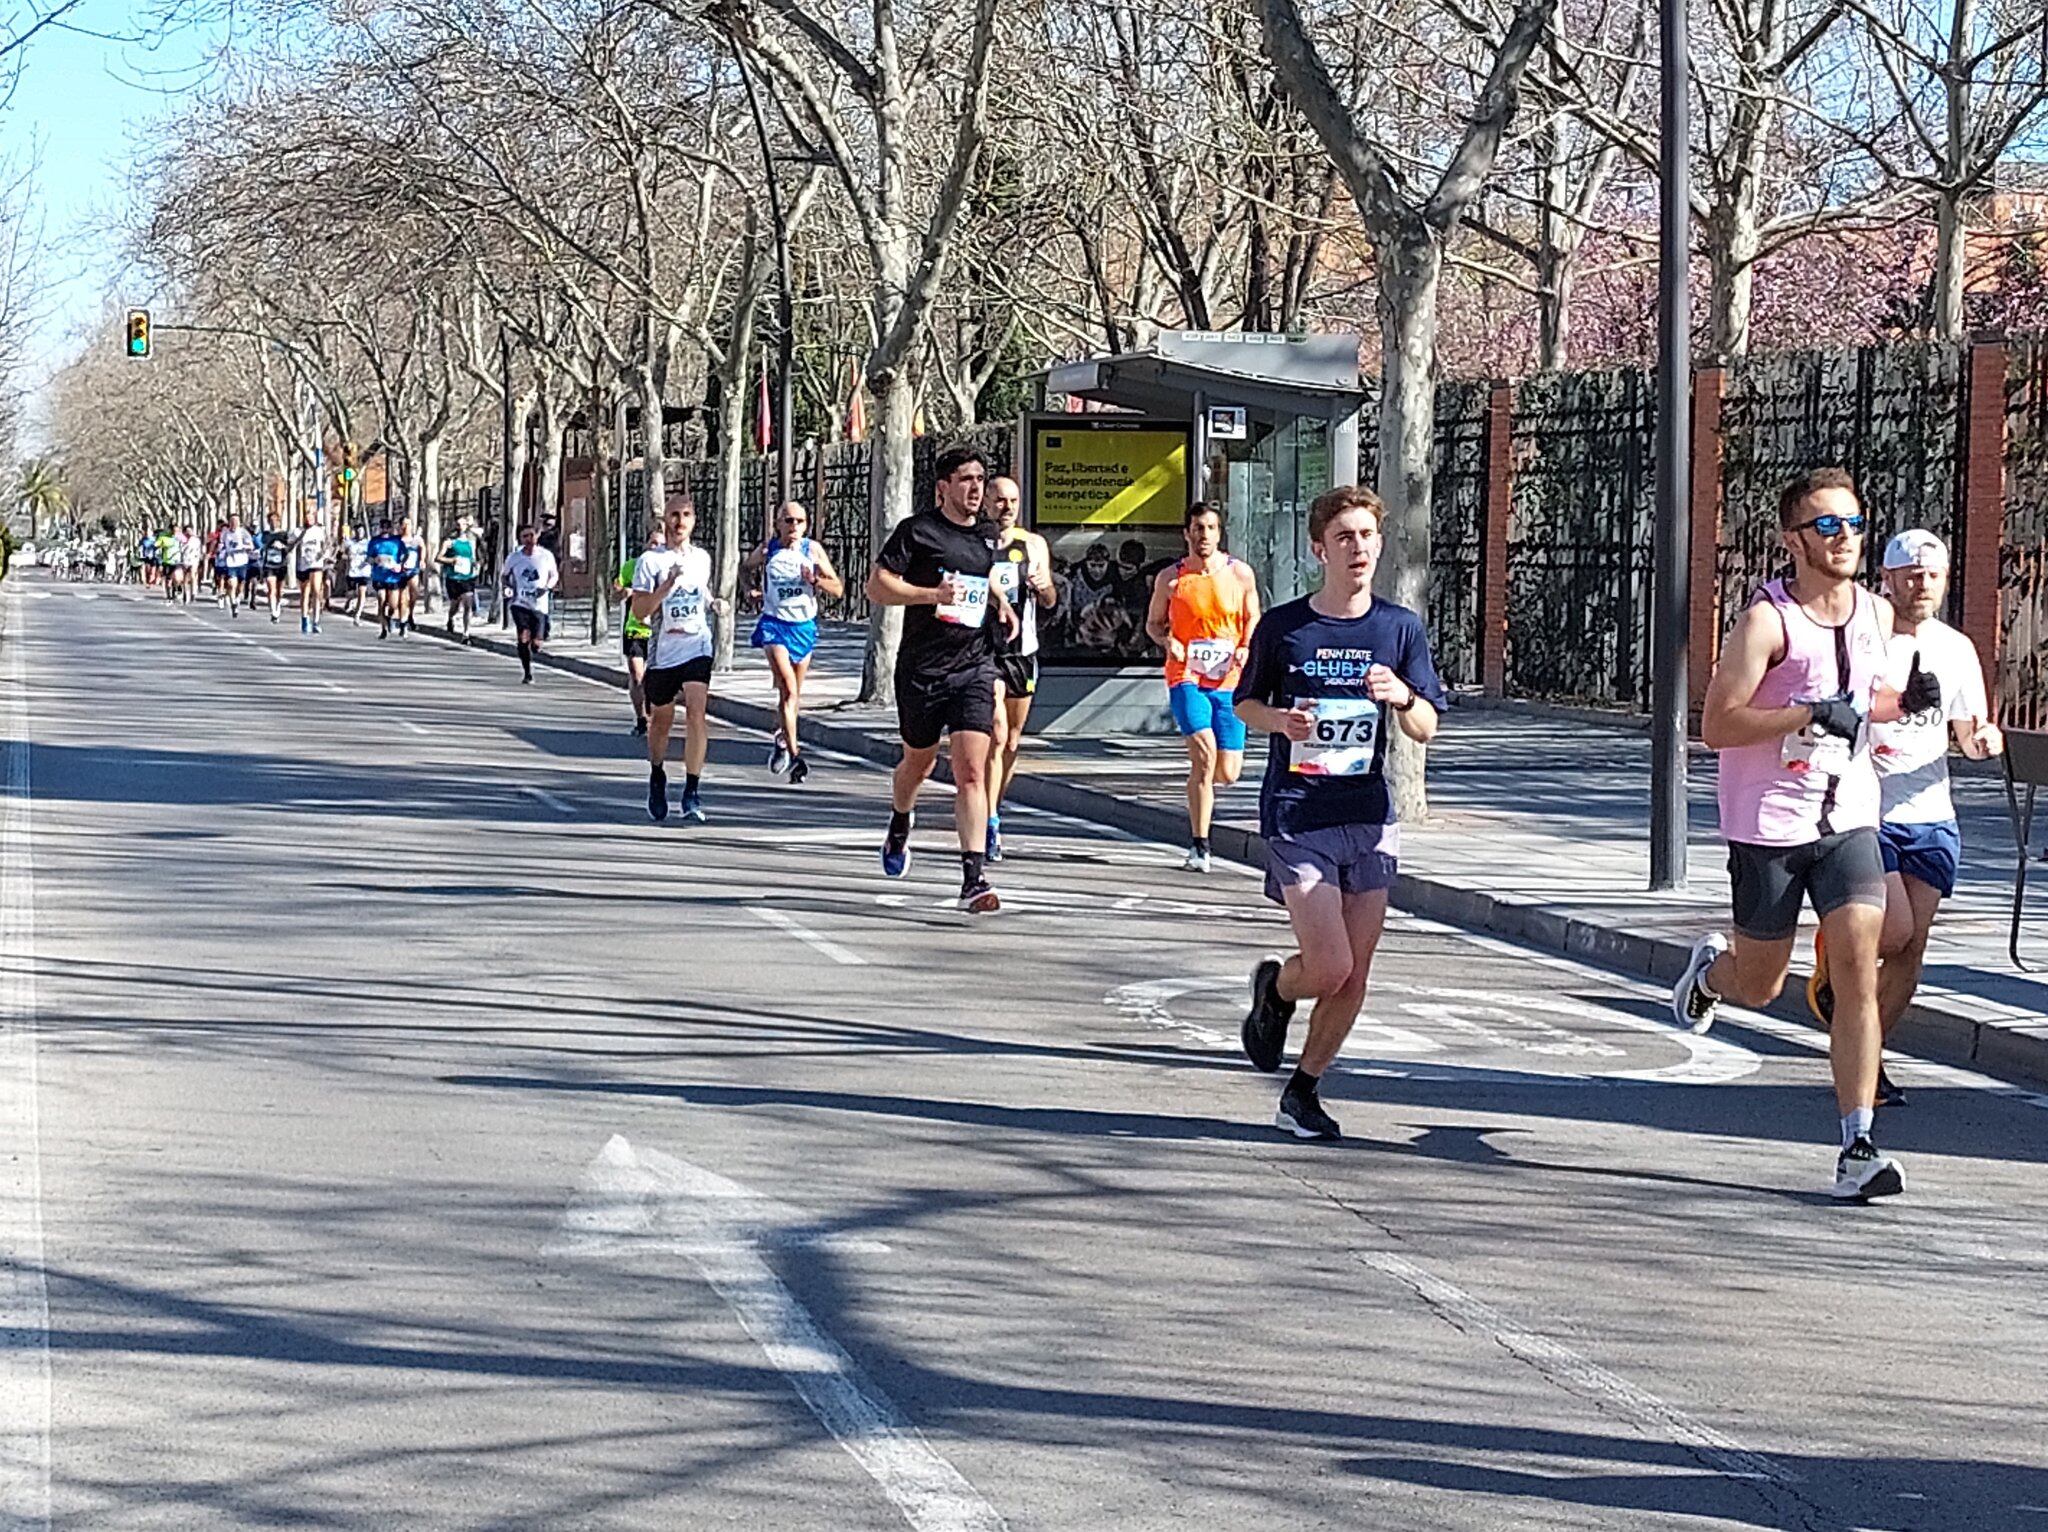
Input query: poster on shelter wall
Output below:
<box><xmin>1027</xmin><ymin>416</ymin><xmax>1193</xmax><ymax>665</ymax></box>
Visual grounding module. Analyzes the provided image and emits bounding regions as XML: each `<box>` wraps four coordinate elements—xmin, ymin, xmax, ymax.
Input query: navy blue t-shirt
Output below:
<box><xmin>1237</xmin><ymin>595</ymin><xmax>1447</xmax><ymax>837</ymax></box>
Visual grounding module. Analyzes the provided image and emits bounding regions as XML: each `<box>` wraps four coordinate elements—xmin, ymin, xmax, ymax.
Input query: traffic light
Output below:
<box><xmin>340</xmin><ymin>443</ymin><xmax>357</xmax><ymax>487</ymax></box>
<box><xmin>125</xmin><ymin>309</ymin><xmax>151</xmax><ymax>358</ymax></box>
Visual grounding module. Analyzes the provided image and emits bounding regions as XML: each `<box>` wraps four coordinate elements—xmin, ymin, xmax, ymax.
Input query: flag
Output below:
<box><xmin>846</xmin><ymin>360</ymin><xmax>867</xmax><ymax>443</ymax></box>
<box><xmin>754</xmin><ymin>355</ymin><xmax>773</xmax><ymax>455</ymax></box>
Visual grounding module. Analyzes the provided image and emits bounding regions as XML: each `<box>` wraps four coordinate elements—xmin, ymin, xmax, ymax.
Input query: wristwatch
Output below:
<box><xmin>1393</xmin><ymin>688</ymin><xmax>1419</xmax><ymax>714</ymax></box>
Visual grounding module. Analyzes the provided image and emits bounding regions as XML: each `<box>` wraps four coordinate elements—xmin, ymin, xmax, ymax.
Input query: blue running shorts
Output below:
<box><xmin>1168</xmin><ymin>682</ymin><xmax>1245</xmax><ymax>751</ymax></box>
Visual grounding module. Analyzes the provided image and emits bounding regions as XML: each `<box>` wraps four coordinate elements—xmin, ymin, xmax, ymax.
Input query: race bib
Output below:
<box><xmin>1782</xmin><ymin>724</ymin><xmax>1854</xmax><ymax>775</ymax></box>
<box><xmin>1186</xmin><ymin>638</ymin><xmax>1236</xmax><ymax>682</ymax></box>
<box><xmin>662</xmin><ymin>586</ymin><xmax>707</xmax><ymax>633</ymax></box>
<box><xmin>768</xmin><ymin>573</ymin><xmax>807</xmax><ymax>605</ymax></box>
<box><xmin>990</xmin><ymin>562</ymin><xmax>1021</xmax><ymax>604</ymax></box>
<box><xmin>517</xmin><ymin>580</ymin><xmax>543</xmax><ymax>606</ymax></box>
<box><xmin>937</xmin><ymin>571</ymin><xmax>989</xmax><ymax>628</ymax></box>
<box><xmin>1290</xmin><ymin>697</ymin><xmax>1381</xmax><ymax>777</ymax></box>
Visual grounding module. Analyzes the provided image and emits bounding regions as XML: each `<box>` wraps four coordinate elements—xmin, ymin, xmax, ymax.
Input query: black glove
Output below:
<box><xmin>1805</xmin><ymin>693</ymin><xmax>1864</xmax><ymax>743</ymax></box>
<box><xmin>1899</xmin><ymin>651</ymin><xmax>1941</xmax><ymax>715</ymax></box>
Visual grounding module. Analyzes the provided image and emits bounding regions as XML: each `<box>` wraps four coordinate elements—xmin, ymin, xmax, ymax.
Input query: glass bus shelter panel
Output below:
<box><xmin>1223</xmin><ymin>412</ymin><xmax>1337</xmax><ymax>605</ymax></box>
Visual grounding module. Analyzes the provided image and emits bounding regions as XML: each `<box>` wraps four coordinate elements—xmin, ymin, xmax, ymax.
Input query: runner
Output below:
<box><xmin>205</xmin><ymin>520</ymin><xmax>227</xmax><ymax>602</ymax></box>
<box><xmin>253</xmin><ymin>510</ymin><xmax>289</xmax><ymax>621</ymax></box>
<box><xmin>1147</xmin><ymin>501</ymin><xmax>1262</xmax><ymax>872</ymax></box>
<box><xmin>156</xmin><ymin>528</ymin><xmax>180</xmax><ymax>600</ymax></box>
<box><xmin>744</xmin><ymin>500</ymin><xmax>844</xmax><ymax>786</ymax></box>
<box><xmin>500</xmin><ymin>524</ymin><xmax>561</xmax><ymax>683</ymax></box>
<box><xmin>436</xmin><ymin>518</ymin><xmax>481</xmax><ymax>640</ymax></box>
<box><xmin>628</xmin><ymin>494</ymin><xmax>721</xmax><ymax>822</ymax></box>
<box><xmin>398</xmin><ymin>516</ymin><xmax>427</xmax><ymax>633</ymax></box>
<box><xmin>368</xmin><ymin>517</ymin><xmax>408</xmax><ymax>638</ymax></box>
<box><xmin>1671</xmin><ymin>468</ymin><xmax>1933</xmax><ymax>1201</ymax></box>
<box><xmin>1235</xmin><ymin>485</ymin><xmax>1444</xmax><ymax>1142</ymax></box>
<box><xmin>345</xmin><ymin>525</ymin><xmax>374</xmax><ymax>624</ymax></box>
<box><xmin>293</xmin><ymin>510</ymin><xmax>330</xmax><ymax>634</ymax></box>
<box><xmin>864</xmin><ymin>445</ymin><xmax>1019</xmax><ymax>914</ymax></box>
<box><xmin>616</xmin><ymin>525</ymin><xmax>665</xmax><ymax>736</ymax></box>
<box><xmin>1806</xmin><ymin>528</ymin><xmax>2003</xmax><ymax>1106</ymax></box>
<box><xmin>216</xmin><ymin>514</ymin><xmax>255</xmax><ymax>615</ymax></box>
<box><xmin>984</xmin><ymin>476</ymin><xmax>1055</xmax><ymax>859</ymax></box>
<box><xmin>175</xmin><ymin>524</ymin><xmax>203</xmax><ymax>602</ymax></box>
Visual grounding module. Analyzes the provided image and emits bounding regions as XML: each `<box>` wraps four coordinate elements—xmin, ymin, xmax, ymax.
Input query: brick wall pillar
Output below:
<box><xmin>1480</xmin><ymin>381</ymin><xmax>1513</xmax><ymax>695</ymax></box>
<box><xmin>1687</xmin><ymin>367</ymin><xmax>1726</xmax><ymax>715</ymax></box>
<box><xmin>1959</xmin><ymin>340</ymin><xmax>2007</xmax><ymax>696</ymax></box>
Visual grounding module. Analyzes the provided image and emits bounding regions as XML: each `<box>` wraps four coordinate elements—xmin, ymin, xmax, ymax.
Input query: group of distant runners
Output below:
<box><xmin>131</xmin><ymin>453</ymin><xmax>2000</xmax><ymax>1197</ymax></box>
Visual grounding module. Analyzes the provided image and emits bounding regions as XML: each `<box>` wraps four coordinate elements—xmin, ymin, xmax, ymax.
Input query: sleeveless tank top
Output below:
<box><xmin>762</xmin><ymin>538</ymin><xmax>819</xmax><ymax>623</ymax></box>
<box><xmin>989</xmin><ymin>537</ymin><xmax>1040</xmax><ymax>658</ymax></box>
<box><xmin>1717</xmin><ymin>579</ymin><xmax>1887</xmax><ymax>846</ymax></box>
<box><xmin>1165</xmin><ymin>556</ymin><xmax>1251</xmax><ymax>689</ymax></box>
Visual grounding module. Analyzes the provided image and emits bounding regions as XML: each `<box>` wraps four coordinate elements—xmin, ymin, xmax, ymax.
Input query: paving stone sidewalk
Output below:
<box><xmin>452</xmin><ymin>615</ymin><xmax>2048</xmax><ymax>1084</ymax></box>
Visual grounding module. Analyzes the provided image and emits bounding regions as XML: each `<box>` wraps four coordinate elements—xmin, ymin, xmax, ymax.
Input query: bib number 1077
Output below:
<box><xmin>1290</xmin><ymin>697</ymin><xmax>1381</xmax><ymax>777</ymax></box>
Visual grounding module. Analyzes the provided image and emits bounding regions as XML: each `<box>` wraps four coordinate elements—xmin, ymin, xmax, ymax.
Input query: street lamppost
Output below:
<box><xmin>1648</xmin><ymin>0</ymin><xmax>1692</xmax><ymax>891</ymax></box>
<box><xmin>734</xmin><ymin>46</ymin><xmax>795</xmax><ymax>513</ymax></box>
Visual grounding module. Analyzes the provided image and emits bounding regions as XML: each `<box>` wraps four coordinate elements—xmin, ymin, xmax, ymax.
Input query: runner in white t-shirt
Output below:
<box><xmin>628</xmin><ymin>493</ymin><xmax>723</xmax><ymax>823</ymax></box>
<box><xmin>1806</xmin><ymin>529</ymin><xmax>2003</xmax><ymax>1108</ymax></box>
<box><xmin>293</xmin><ymin>512</ymin><xmax>330</xmax><ymax>634</ymax></box>
<box><xmin>500</xmin><ymin>526</ymin><xmax>561</xmax><ymax>684</ymax></box>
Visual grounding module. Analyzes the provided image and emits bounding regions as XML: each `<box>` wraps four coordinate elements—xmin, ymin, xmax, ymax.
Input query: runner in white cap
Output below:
<box><xmin>1806</xmin><ymin>528</ymin><xmax>2003</xmax><ymax>1107</ymax></box>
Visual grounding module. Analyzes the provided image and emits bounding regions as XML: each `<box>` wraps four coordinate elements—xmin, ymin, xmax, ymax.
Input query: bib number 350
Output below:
<box><xmin>1290</xmin><ymin>697</ymin><xmax>1381</xmax><ymax>777</ymax></box>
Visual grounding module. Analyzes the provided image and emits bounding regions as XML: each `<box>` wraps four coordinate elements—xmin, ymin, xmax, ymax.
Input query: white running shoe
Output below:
<box><xmin>1671</xmin><ymin>932</ymin><xmax>1729</xmax><ymax>1034</ymax></box>
<box><xmin>1832</xmin><ymin>1138</ymin><xmax>1904</xmax><ymax>1201</ymax></box>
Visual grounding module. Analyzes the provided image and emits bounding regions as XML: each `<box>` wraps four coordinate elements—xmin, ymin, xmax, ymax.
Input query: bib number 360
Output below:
<box><xmin>1290</xmin><ymin>697</ymin><xmax>1381</xmax><ymax>777</ymax></box>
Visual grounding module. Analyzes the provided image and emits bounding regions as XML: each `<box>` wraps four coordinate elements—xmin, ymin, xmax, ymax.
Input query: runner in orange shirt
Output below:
<box><xmin>1146</xmin><ymin>502</ymin><xmax>1262</xmax><ymax>872</ymax></box>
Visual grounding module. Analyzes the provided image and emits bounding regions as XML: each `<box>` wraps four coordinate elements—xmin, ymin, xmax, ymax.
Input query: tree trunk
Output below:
<box><xmin>420</xmin><ymin>434</ymin><xmax>444</xmax><ymax>606</ymax></box>
<box><xmin>1933</xmin><ymin>188</ymin><xmax>1966</xmax><ymax>340</ymax></box>
<box><xmin>1706</xmin><ymin>175</ymin><xmax>1760</xmax><ymax>360</ymax></box>
<box><xmin>714</xmin><ymin>341</ymin><xmax>752</xmax><ymax>673</ymax></box>
<box><xmin>860</xmin><ymin>367</ymin><xmax>917</xmax><ymax>705</ymax></box>
<box><xmin>639</xmin><ymin>367</ymin><xmax>667</xmax><ymax>514</ymax></box>
<box><xmin>535</xmin><ymin>392</ymin><xmax>566</xmax><ymax>525</ymax></box>
<box><xmin>1375</xmin><ymin>227</ymin><xmax>1440</xmax><ymax>822</ymax></box>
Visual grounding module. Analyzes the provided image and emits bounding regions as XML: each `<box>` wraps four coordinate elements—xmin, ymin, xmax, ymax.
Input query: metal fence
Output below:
<box><xmin>2005</xmin><ymin>336</ymin><xmax>2048</xmax><ymax>731</ymax></box>
<box><xmin>1717</xmin><ymin>342</ymin><xmax>1964</xmax><ymax>636</ymax></box>
<box><xmin>1505</xmin><ymin>367</ymin><xmax>1657</xmax><ymax>705</ymax></box>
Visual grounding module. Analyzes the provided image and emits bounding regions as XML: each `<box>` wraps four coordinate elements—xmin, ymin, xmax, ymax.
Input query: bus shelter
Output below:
<box><xmin>1022</xmin><ymin>331</ymin><xmax>1367</xmax><ymax>732</ymax></box>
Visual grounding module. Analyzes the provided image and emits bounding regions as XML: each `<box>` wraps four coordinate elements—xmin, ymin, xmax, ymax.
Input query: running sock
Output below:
<box><xmin>685</xmin><ymin>774</ymin><xmax>701</xmax><ymax>796</ymax></box>
<box><xmin>1285</xmin><ymin>1066</ymin><xmax>1320</xmax><ymax>1097</ymax></box>
<box><xmin>518</xmin><ymin>646</ymin><xmax>533</xmax><ymax>681</ymax></box>
<box><xmin>1192</xmin><ymin>835</ymin><xmax>1211</xmax><ymax>855</ymax></box>
<box><xmin>961</xmin><ymin>851</ymin><xmax>986</xmax><ymax>889</ymax></box>
<box><xmin>1841</xmin><ymin>1107</ymin><xmax>1875</xmax><ymax>1149</ymax></box>
<box><xmin>649</xmin><ymin>763</ymin><xmax>665</xmax><ymax>780</ymax></box>
<box><xmin>888</xmin><ymin>810</ymin><xmax>912</xmax><ymax>839</ymax></box>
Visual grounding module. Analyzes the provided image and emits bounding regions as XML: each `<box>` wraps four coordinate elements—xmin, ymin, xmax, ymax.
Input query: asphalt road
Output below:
<box><xmin>5</xmin><ymin>572</ymin><xmax>2046</xmax><ymax>1531</ymax></box>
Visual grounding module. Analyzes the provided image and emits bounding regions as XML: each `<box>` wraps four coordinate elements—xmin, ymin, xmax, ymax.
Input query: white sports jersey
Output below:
<box><xmin>760</xmin><ymin>539</ymin><xmax>819</xmax><ymax>624</ymax></box>
<box><xmin>1870</xmin><ymin>618</ymin><xmax>1988</xmax><ymax>825</ymax></box>
<box><xmin>502</xmin><ymin>547</ymin><xmax>560</xmax><ymax>615</ymax></box>
<box><xmin>633</xmin><ymin>545</ymin><xmax>716</xmax><ymax>668</ymax></box>
<box><xmin>348</xmin><ymin>539</ymin><xmax>372</xmax><ymax>579</ymax></box>
<box><xmin>295</xmin><ymin>525</ymin><xmax>330</xmax><ymax>572</ymax></box>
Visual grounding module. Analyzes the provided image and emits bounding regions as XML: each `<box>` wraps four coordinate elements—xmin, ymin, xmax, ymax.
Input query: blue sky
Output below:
<box><xmin>5</xmin><ymin>1</ymin><xmax>227</xmax><ymax>430</ymax></box>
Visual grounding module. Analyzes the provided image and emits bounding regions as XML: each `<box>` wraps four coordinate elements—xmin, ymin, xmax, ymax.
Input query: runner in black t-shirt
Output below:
<box><xmin>865</xmin><ymin>445</ymin><xmax>1019</xmax><ymax>913</ymax></box>
<box><xmin>1235</xmin><ymin>485</ymin><xmax>1446</xmax><ymax>1142</ymax></box>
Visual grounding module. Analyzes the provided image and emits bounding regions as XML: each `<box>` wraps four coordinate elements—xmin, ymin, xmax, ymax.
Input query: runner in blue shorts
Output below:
<box><xmin>744</xmin><ymin>502</ymin><xmax>843</xmax><ymax>785</ymax></box>
<box><xmin>1146</xmin><ymin>502</ymin><xmax>1261</xmax><ymax>872</ymax></box>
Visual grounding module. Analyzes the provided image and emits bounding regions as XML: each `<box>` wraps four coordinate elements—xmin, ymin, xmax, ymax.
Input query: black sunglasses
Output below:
<box><xmin>1790</xmin><ymin>513</ymin><xmax>1866</xmax><ymax>537</ymax></box>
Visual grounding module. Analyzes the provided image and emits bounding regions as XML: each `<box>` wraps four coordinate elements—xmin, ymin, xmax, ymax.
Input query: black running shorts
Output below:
<box><xmin>510</xmin><ymin>604</ymin><xmax>550</xmax><ymax>643</ymax></box>
<box><xmin>1727</xmin><ymin>828</ymin><xmax>1887</xmax><ymax>941</ymax></box>
<box><xmin>644</xmin><ymin>657</ymin><xmax>713</xmax><ymax>709</ymax></box>
<box><xmin>995</xmin><ymin>652</ymin><xmax>1038</xmax><ymax>698</ymax></box>
<box><xmin>622</xmin><ymin>633</ymin><xmax>650</xmax><ymax>662</ymax></box>
<box><xmin>897</xmin><ymin>666</ymin><xmax>997</xmax><ymax>751</ymax></box>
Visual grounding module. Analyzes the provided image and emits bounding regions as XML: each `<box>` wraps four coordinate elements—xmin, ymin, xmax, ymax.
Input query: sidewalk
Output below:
<box><xmin>450</xmin><ymin>617</ymin><xmax>2048</xmax><ymax>1086</ymax></box>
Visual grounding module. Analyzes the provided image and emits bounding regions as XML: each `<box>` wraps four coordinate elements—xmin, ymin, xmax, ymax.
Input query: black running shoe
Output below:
<box><xmin>1275</xmin><ymin>1080</ymin><xmax>1341</xmax><ymax>1141</ymax></box>
<box><xmin>881</xmin><ymin>816</ymin><xmax>912</xmax><ymax>878</ymax></box>
<box><xmin>680</xmin><ymin>789</ymin><xmax>707</xmax><ymax>824</ymax></box>
<box><xmin>1876</xmin><ymin>1066</ymin><xmax>1906</xmax><ymax>1108</ymax></box>
<box><xmin>786</xmin><ymin>755</ymin><xmax>810</xmax><ymax>785</ymax></box>
<box><xmin>632</xmin><ymin>718</ymin><xmax>648</xmax><ymax>737</ymax></box>
<box><xmin>1832</xmin><ymin>1137</ymin><xmax>1904</xmax><ymax>1200</ymax></box>
<box><xmin>958</xmin><ymin>878</ymin><xmax>1000</xmax><ymax>915</ymax></box>
<box><xmin>1241</xmin><ymin>958</ymin><xmax>1295</xmax><ymax>1073</ymax></box>
<box><xmin>646</xmin><ymin>770</ymin><xmax>669</xmax><ymax>823</ymax></box>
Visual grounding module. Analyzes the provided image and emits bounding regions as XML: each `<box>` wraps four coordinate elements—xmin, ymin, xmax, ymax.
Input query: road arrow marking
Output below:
<box><xmin>555</xmin><ymin>1136</ymin><xmax>1004</xmax><ymax>1532</ymax></box>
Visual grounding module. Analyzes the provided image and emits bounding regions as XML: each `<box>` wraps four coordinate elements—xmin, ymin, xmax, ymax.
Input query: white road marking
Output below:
<box><xmin>255</xmin><ymin>646</ymin><xmax>293</xmax><ymax>665</ymax></box>
<box><xmin>318</xmin><ymin>680</ymin><xmax>348</xmax><ymax>695</ymax></box>
<box><xmin>558</xmin><ymin>1138</ymin><xmax>1005</xmax><ymax>1532</ymax></box>
<box><xmin>752</xmin><ymin>906</ymin><xmax>868</xmax><ymax>966</ymax></box>
<box><xmin>399</xmin><ymin>721</ymin><xmax>430</xmax><ymax>737</ymax></box>
<box><xmin>0</xmin><ymin>595</ymin><xmax>51</xmax><ymax>1528</ymax></box>
<box><xmin>1360</xmin><ymin>1250</ymin><xmax>1800</xmax><ymax>1487</ymax></box>
<box><xmin>520</xmin><ymin>786</ymin><xmax>575</xmax><ymax>815</ymax></box>
<box><xmin>1107</xmin><ymin>975</ymin><xmax>1760</xmax><ymax>1086</ymax></box>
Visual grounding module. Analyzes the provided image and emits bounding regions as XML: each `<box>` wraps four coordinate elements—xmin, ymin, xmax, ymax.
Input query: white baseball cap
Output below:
<box><xmin>1882</xmin><ymin>529</ymin><xmax>1949</xmax><ymax>571</ymax></box>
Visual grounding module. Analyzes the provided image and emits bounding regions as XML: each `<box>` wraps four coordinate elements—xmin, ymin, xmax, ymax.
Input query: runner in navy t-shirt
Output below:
<box><xmin>1234</xmin><ymin>485</ymin><xmax>1446</xmax><ymax>1141</ymax></box>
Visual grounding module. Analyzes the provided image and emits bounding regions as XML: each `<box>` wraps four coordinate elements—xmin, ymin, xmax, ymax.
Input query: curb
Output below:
<box><xmin>431</xmin><ymin>626</ymin><xmax>2048</xmax><ymax>1090</ymax></box>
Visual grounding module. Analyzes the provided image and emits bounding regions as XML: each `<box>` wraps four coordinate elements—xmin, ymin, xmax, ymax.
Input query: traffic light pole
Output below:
<box><xmin>1649</xmin><ymin>0</ymin><xmax>1692</xmax><ymax>891</ymax></box>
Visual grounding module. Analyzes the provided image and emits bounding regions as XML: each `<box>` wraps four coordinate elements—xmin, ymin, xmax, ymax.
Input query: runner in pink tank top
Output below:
<box><xmin>1669</xmin><ymin>469</ymin><xmax>1936</xmax><ymax>1202</ymax></box>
